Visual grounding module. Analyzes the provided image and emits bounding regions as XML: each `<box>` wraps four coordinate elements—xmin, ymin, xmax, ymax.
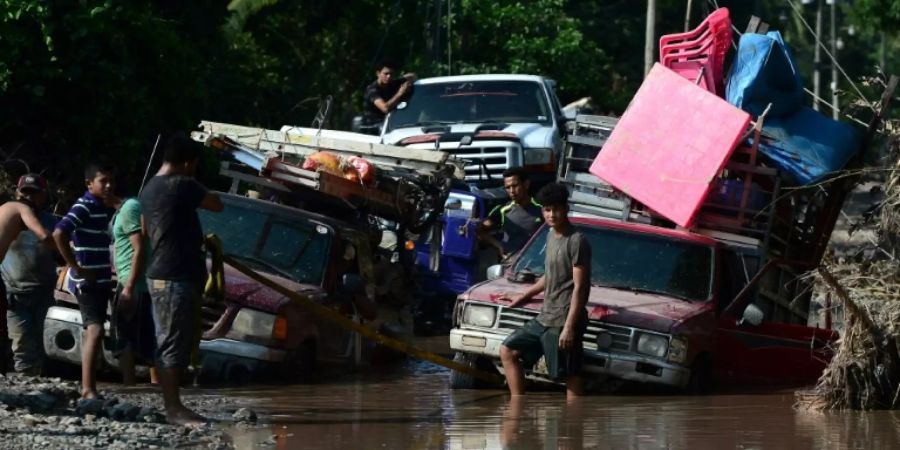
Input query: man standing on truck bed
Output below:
<box><xmin>363</xmin><ymin>59</ymin><xmax>416</xmax><ymax>125</ymax></box>
<box><xmin>479</xmin><ymin>167</ymin><xmax>543</xmax><ymax>260</ymax></box>
<box><xmin>3</xmin><ymin>174</ymin><xmax>58</xmax><ymax>375</ymax></box>
<box><xmin>498</xmin><ymin>183</ymin><xmax>591</xmax><ymax>399</ymax></box>
<box><xmin>141</xmin><ymin>134</ymin><xmax>222</xmax><ymax>427</ymax></box>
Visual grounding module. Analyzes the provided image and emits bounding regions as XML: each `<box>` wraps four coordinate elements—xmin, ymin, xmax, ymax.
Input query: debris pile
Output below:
<box><xmin>798</xmin><ymin>108</ymin><xmax>900</xmax><ymax>411</ymax></box>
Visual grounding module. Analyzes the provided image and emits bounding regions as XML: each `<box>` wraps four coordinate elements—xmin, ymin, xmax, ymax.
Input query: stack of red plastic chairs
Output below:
<box><xmin>659</xmin><ymin>8</ymin><xmax>732</xmax><ymax>96</ymax></box>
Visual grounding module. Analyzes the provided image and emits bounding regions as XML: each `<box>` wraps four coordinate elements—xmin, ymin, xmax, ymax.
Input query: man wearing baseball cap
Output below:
<box><xmin>1</xmin><ymin>174</ymin><xmax>58</xmax><ymax>374</ymax></box>
<box><xmin>0</xmin><ymin>173</ymin><xmax>57</xmax><ymax>373</ymax></box>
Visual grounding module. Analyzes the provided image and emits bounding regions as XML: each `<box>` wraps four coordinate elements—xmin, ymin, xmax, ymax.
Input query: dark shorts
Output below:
<box><xmin>502</xmin><ymin>318</ymin><xmax>586</xmax><ymax>381</ymax></box>
<box><xmin>112</xmin><ymin>290</ymin><xmax>156</xmax><ymax>364</ymax></box>
<box><xmin>148</xmin><ymin>279</ymin><xmax>200</xmax><ymax>370</ymax></box>
<box><xmin>76</xmin><ymin>286</ymin><xmax>112</xmax><ymax>329</ymax></box>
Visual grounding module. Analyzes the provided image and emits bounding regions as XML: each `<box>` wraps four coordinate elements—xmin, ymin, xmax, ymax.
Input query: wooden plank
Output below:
<box><xmin>745</xmin><ymin>16</ymin><xmax>762</xmax><ymax>34</ymax></box>
<box><xmin>209</xmin><ymin>122</ymin><xmax>446</xmax><ymax>163</ymax></box>
<box><xmin>570</xmin><ymin>190</ymin><xmax>630</xmax><ymax>210</ymax></box>
<box><xmin>758</xmin><ymin>288</ymin><xmax>807</xmax><ymax>319</ymax></box>
<box><xmin>562</xmin><ymin>171</ymin><xmax>614</xmax><ymax>190</ymax></box>
<box><xmin>567</xmin><ymin>135</ymin><xmax>608</xmax><ymax>148</ymax></box>
<box><xmin>196</xmin><ymin>121</ymin><xmax>466</xmax><ymax>178</ymax></box>
<box><xmin>574</xmin><ymin>115</ymin><xmax>619</xmax><ymax>129</ymax></box>
<box><xmin>724</xmin><ymin>161</ymin><xmax>780</xmax><ymax>177</ymax></box>
<box><xmin>694</xmin><ymin>228</ymin><xmax>761</xmax><ymax>247</ymax></box>
<box><xmin>218</xmin><ymin>167</ymin><xmax>293</xmax><ymax>193</ymax></box>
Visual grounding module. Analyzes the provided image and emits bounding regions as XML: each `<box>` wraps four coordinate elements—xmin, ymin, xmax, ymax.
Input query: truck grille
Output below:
<box><xmin>451</xmin><ymin>146</ymin><xmax>512</xmax><ymax>180</ymax></box>
<box><xmin>496</xmin><ymin>306</ymin><xmax>635</xmax><ymax>353</ymax></box>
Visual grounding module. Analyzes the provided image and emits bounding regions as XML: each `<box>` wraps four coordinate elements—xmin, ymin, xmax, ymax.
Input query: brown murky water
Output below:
<box><xmin>197</xmin><ymin>356</ymin><xmax>900</xmax><ymax>450</ymax></box>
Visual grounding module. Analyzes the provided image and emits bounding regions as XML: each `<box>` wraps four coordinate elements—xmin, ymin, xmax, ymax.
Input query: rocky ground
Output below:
<box><xmin>0</xmin><ymin>373</ymin><xmax>260</xmax><ymax>449</ymax></box>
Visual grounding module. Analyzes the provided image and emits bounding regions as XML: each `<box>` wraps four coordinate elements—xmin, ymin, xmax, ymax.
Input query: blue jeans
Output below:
<box><xmin>6</xmin><ymin>289</ymin><xmax>54</xmax><ymax>375</ymax></box>
<box><xmin>148</xmin><ymin>279</ymin><xmax>200</xmax><ymax>369</ymax></box>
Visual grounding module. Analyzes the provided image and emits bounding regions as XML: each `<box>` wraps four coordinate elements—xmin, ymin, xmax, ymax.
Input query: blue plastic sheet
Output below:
<box><xmin>726</xmin><ymin>30</ymin><xmax>862</xmax><ymax>185</ymax></box>
<box><xmin>758</xmin><ymin>107</ymin><xmax>861</xmax><ymax>185</ymax></box>
<box><xmin>726</xmin><ymin>31</ymin><xmax>804</xmax><ymax>118</ymax></box>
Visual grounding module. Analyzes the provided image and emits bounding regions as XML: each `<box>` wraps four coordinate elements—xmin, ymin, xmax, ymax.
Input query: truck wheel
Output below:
<box><xmin>449</xmin><ymin>352</ymin><xmax>492</xmax><ymax>389</ymax></box>
<box><xmin>687</xmin><ymin>354</ymin><xmax>713</xmax><ymax>395</ymax></box>
<box><xmin>284</xmin><ymin>339</ymin><xmax>317</xmax><ymax>383</ymax></box>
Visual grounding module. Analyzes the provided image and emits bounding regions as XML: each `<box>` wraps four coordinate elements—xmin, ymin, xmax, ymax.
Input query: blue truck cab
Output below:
<box><xmin>413</xmin><ymin>187</ymin><xmax>510</xmax><ymax>333</ymax></box>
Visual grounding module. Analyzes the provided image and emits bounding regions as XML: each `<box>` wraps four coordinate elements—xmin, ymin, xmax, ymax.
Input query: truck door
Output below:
<box><xmin>715</xmin><ymin>319</ymin><xmax>835</xmax><ymax>386</ymax></box>
<box><xmin>713</xmin><ymin>250</ymin><xmax>836</xmax><ymax>386</ymax></box>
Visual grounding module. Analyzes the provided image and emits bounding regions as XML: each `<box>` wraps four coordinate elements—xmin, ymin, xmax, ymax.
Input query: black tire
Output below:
<box><xmin>449</xmin><ymin>352</ymin><xmax>494</xmax><ymax>390</ymax></box>
<box><xmin>284</xmin><ymin>339</ymin><xmax>317</xmax><ymax>383</ymax></box>
<box><xmin>687</xmin><ymin>354</ymin><xmax>713</xmax><ymax>395</ymax></box>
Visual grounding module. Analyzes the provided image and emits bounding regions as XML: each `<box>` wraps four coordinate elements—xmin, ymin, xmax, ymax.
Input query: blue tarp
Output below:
<box><xmin>726</xmin><ymin>31</ymin><xmax>804</xmax><ymax>118</ymax></box>
<box><xmin>758</xmin><ymin>107</ymin><xmax>861</xmax><ymax>185</ymax></box>
<box><xmin>726</xmin><ymin>31</ymin><xmax>861</xmax><ymax>185</ymax></box>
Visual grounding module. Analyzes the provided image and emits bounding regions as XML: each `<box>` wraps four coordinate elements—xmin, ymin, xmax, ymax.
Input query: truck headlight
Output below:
<box><xmin>636</xmin><ymin>333</ymin><xmax>668</xmax><ymax>358</ymax></box>
<box><xmin>667</xmin><ymin>336</ymin><xmax>688</xmax><ymax>364</ymax></box>
<box><xmin>462</xmin><ymin>304</ymin><xmax>497</xmax><ymax>327</ymax></box>
<box><xmin>230</xmin><ymin>308</ymin><xmax>283</xmax><ymax>342</ymax></box>
<box><xmin>523</xmin><ymin>148</ymin><xmax>553</xmax><ymax>165</ymax></box>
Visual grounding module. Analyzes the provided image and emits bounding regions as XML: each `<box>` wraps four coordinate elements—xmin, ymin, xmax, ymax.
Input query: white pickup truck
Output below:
<box><xmin>379</xmin><ymin>74</ymin><xmax>569</xmax><ymax>187</ymax></box>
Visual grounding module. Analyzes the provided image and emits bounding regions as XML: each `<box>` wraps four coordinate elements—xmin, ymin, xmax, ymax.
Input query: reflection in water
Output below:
<box><xmin>216</xmin><ymin>360</ymin><xmax>899</xmax><ymax>450</ymax></box>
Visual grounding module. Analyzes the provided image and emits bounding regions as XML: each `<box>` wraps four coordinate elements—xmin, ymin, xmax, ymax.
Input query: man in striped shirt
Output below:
<box><xmin>53</xmin><ymin>163</ymin><xmax>117</xmax><ymax>400</ymax></box>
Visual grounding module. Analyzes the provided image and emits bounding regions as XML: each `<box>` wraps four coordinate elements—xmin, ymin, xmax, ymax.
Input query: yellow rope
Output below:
<box><xmin>221</xmin><ymin>254</ymin><xmax>503</xmax><ymax>384</ymax></box>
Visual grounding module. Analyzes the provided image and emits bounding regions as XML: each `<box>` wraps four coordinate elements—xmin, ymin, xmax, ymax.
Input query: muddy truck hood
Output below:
<box><xmin>221</xmin><ymin>265</ymin><xmax>326</xmax><ymax>313</ymax></box>
<box><xmin>466</xmin><ymin>278</ymin><xmax>708</xmax><ymax>333</ymax></box>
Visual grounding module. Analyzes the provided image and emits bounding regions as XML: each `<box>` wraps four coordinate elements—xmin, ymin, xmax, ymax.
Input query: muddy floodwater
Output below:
<box><xmin>191</xmin><ymin>357</ymin><xmax>900</xmax><ymax>450</ymax></box>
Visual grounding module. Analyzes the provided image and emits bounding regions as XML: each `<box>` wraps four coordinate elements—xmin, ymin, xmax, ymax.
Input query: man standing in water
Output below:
<box><xmin>498</xmin><ymin>183</ymin><xmax>591</xmax><ymax>399</ymax></box>
<box><xmin>0</xmin><ymin>174</ymin><xmax>57</xmax><ymax>373</ymax></box>
<box><xmin>141</xmin><ymin>135</ymin><xmax>222</xmax><ymax>426</ymax></box>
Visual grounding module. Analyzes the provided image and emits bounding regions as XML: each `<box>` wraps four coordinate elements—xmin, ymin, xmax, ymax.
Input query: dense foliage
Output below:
<box><xmin>0</xmin><ymin>0</ymin><xmax>897</xmax><ymax>196</ymax></box>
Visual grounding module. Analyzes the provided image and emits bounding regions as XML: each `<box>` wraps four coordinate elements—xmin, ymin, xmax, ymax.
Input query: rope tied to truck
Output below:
<box><xmin>219</xmin><ymin>253</ymin><xmax>504</xmax><ymax>384</ymax></box>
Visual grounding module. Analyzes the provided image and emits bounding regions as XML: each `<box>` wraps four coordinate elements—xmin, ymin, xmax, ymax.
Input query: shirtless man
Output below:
<box><xmin>0</xmin><ymin>174</ymin><xmax>56</xmax><ymax>373</ymax></box>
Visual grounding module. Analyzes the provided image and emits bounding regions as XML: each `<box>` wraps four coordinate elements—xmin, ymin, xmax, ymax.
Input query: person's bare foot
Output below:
<box><xmin>81</xmin><ymin>390</ymin><xmax>99</xmax><ymax>400</ymax></box>
<box><xmin>166</xmin><ymin>406</ymin><xmax>208</xmax><ymax>427</ymax></box>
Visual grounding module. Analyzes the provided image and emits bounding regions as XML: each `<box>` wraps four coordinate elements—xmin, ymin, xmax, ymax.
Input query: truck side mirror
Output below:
<box><xmin>486</xmin><ymin>264</ymin><xmax>504</xmax><ymax>281</ymax></box>
<box><xmin>739</xmin><ymin>303</ymin><xmax>764</xmax><ymax>327</ymax></box>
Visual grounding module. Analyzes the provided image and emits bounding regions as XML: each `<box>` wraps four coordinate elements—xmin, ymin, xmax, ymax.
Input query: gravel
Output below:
<box><xmin>0</xmin><ymin>373</ymin><xmax>237</xmax><ymax>449</ymax></box>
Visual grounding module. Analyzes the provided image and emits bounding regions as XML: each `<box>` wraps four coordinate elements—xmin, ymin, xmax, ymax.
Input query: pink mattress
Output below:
<box><xmin>589</xmin><ymin>63</ymin><xmax>751</xmax><ymax>227</ymax></box>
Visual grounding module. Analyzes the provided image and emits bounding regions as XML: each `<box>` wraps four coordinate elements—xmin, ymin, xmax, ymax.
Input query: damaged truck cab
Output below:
<box><xmin>194</xmin><ymin>193</ymin><xmax>377</xmax><ymax>381</ymax></box>
<box><xmin>449</xmin><ymin>114</ymin><xmax>842</xmax><ymax>391</ymax></box>
<box><xmin>44</xmin><ymin>192</ymin><xmax>377</xmax><ymax>381</ymax></box>
<box><xmin>381</xmin><ymin>74</ymin><xmax>567</xmax><ymax>187</ymax></box>
<box><xmin>450</xmin><ymin>218</ymin><xmax>836</xmax><ymax>390</ymax></box>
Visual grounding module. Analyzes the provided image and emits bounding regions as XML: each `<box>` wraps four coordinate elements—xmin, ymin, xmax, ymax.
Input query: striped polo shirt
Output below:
<box><xmin>55</xmin><ymin>191</ymin><xmax>115</xmax><ymax>291</ymax></box>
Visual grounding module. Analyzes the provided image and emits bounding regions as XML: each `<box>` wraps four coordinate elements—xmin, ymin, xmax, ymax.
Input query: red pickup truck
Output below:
<box><xmin>449</xmin><ymin>216</ymin><xmax>837</xmax><ymax>391</ymax></box>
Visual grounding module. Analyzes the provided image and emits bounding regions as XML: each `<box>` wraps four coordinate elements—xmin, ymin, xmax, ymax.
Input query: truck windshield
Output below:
<box><xmin>513</xmin><ymin>225</ymin><xmax>714</xmax><ymax>302</ymax></box>
<box><xmin>199</xmin><ymin>201</ymin><xmax>331</xmax><ymax>285</ymax></box>
<box><xmin>386</xmin><ymin>80</ymin><xmax>551</xmax><ymax>131</ymax></box>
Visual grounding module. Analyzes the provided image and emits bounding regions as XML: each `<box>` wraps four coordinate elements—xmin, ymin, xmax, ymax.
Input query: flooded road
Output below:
<box><xmin>191</xmin><ymin>357</ymin><xmax>900</xmax><ymax>450</ymax></box>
